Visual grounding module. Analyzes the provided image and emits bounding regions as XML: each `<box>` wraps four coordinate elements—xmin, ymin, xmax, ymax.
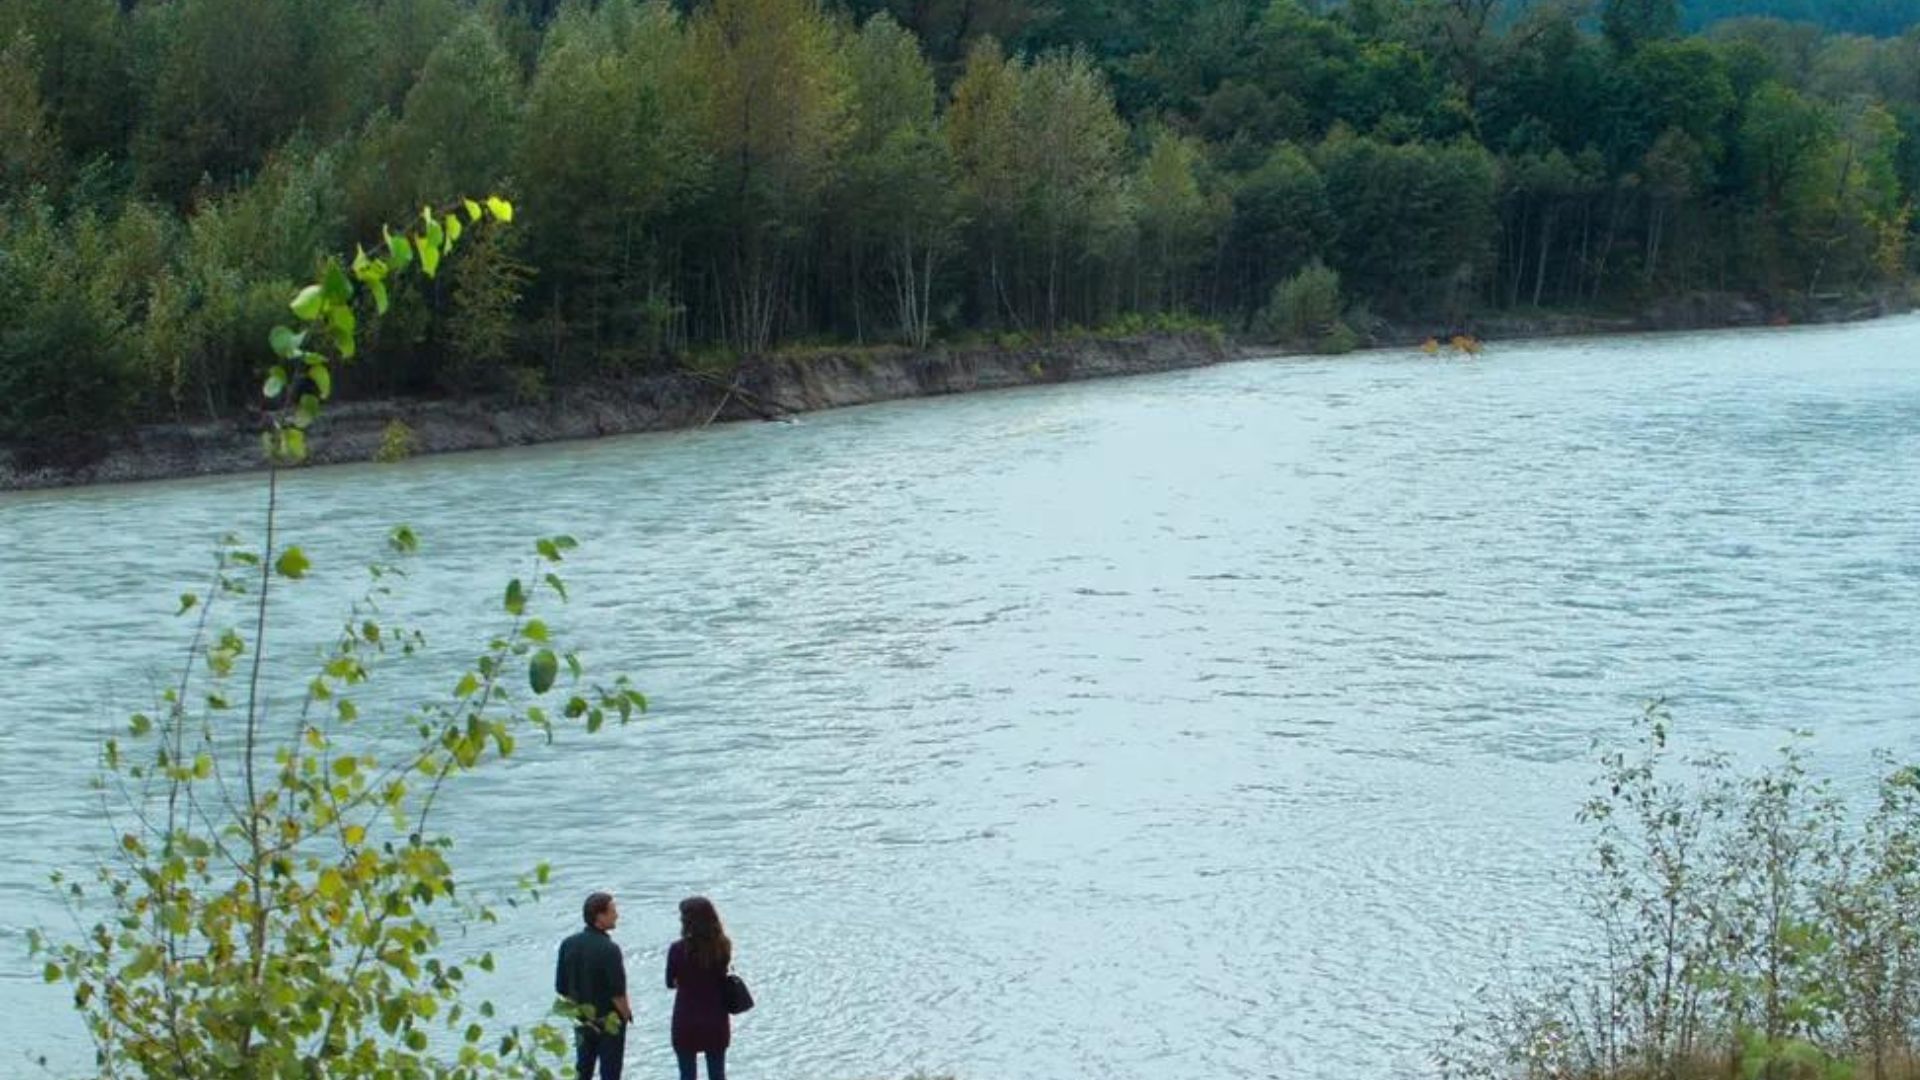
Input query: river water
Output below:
<box><xmin>3</xmin><ymin>318</ymin><xmax>1919</xmax><ymax>1078</ymax></box>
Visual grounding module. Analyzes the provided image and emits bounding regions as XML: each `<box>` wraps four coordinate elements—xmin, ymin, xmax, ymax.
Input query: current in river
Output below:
<box><xmin>3</xmin><ymin>317</ymin><xmax>1918</xmax><ymax>1078</ymax></box>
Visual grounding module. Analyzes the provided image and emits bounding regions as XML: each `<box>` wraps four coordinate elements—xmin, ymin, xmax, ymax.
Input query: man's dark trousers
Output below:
<box><xmin>574</xmin><ymin>1024</ymin><xmax>625</xmax><ymax>1080</ymax></box>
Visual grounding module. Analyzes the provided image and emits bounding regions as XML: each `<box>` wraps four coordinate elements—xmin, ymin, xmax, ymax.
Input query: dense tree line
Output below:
<box><xmin>1</xmin><ymin>0</ymin><xmax>1916</xmax><ymax>439</ymax></box>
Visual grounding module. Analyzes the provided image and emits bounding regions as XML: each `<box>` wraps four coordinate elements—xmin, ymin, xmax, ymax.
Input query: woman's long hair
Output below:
<box><xmin>679</xmin><ymin>896</ymin><xmax>732</xmax><ymax>973</ymax></box>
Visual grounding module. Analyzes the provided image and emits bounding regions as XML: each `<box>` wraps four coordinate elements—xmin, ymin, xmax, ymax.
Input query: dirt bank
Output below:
<box><xmin>0</xmin><ymin>332</ymin><xmax>1228</xmax><ymax>492</ymax></box>
<box><xmin>8</xmin><ymin>287</ymin><xmax>1914</xmax><ymax>493</ymax></box>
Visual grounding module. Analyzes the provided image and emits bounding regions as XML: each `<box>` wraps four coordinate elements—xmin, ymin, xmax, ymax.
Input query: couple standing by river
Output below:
<box><xmin>556</xmin><ymin>892</ymin><xmax>745</xmax><ymax>1080</ymax></box>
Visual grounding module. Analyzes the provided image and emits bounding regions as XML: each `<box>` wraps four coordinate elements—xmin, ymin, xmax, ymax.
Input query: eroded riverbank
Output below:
<box><xmin>0</xmin><ymin>332</ymin><xmax>1228</xmax><ymax>491</ymax></box>
<box><xmin>5</xmin><ymin>285</ymin><xmax>1913</xmax><ymax>493</ymax></box>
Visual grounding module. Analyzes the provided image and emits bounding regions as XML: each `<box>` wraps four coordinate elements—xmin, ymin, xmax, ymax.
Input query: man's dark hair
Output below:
<box><xmin>582</xmin><ymin>891</ymin><xmax>614</xmax><ymax>928</ymax></box>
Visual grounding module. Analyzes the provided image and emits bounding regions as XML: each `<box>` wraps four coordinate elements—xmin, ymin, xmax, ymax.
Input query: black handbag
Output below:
<box><xmin>723</xmin><ymin>972</ymin><xmax>754</xmax><ymax>1015</ymax></box>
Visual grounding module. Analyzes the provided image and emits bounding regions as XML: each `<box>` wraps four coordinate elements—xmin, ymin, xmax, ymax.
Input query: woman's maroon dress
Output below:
<box><xmin>666</xmin><ymin>940</ymin><xmax>731</xmax><ymax>1053</ymax></box>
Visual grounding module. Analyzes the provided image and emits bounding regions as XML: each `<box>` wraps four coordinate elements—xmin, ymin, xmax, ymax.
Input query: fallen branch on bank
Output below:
<box><xmin>683</xmin><ymin>368</ymin><xmax>794</xmax><ymax>427</ymax></box>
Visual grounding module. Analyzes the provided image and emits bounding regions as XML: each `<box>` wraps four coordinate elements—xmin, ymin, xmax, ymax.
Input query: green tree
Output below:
<box><xmin>841</xmin><ymin>14</ymin><xmax>961</xmax><ymax>346</ymax></box>
<box><xmin>0</xmin><ymin>199</ymin><xmax>137</xmax><ymax>441</ymax></box>
<box><xmin>1223</xmin><ymin>143</ymin><xmax>1335</xmax><ymax>319</ymax></box>
<box><xmin>1739</xmin><ymin>81</ymin><xmax>1835</xmax><ymax>286</ymax></box>
<box><xmin>1640</xmin><ymin>128</ymin><xmax>1712</xmax><ymax>285</ymax></box>
<box><xmin>1604</xmin><ymin>0</ymin><xmax>1682</xmax><ymax>54</ymax></box>
<box><xmin>385</xmin><ymin>15</ymin><xmax>523</xmax><ymax>214</ymax></box>
<box><xmin>0</xmin><ymin>0</ymin><xmax>132</xmax><ymax>170</ymax></box>
<box><xmin>688</xmin><ymin>0</ymin><xmax>851</xmax><ymax>352</ymax></box>
<box><xmin>1132</xmin><ymin>128</ymin><xmax>1222</xmax><ymax>313</ymax></box>
<box><xmin>1012</xmin><ymin>50</ymin><xmax>1129</xmax><ymax>331</ymax></box>
<box><xmin>131</xmin><ymin>0</ymin><xmax>342</xmax><ymax>201</ymax></box>
<box><xmin>514</xmin><ymin>0</ymin><xmax>707</xmax><ymax>371</ymax></box>
<box><xmin>946</xmin><ymin>37</ymin><xmax>1025</xmax><ymax>328</ymax></box>
<box><xmin>0</xmin><ymin>32</ymin><xmax>62</xmax><ymax>196</ymax></box>
<box><xmin>1318</xmin><ymin>132</ymin><xmax>1498</xmax><ymax>318</ymax></box>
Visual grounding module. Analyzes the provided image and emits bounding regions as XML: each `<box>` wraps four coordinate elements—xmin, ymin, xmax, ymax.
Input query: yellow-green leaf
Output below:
<box><xmin>275</xmin><ymin>547</ymin><xmax>311</xmax><ymax>580</ymax></box>
<box><xmin>418</xmin><ymin>232</ymin><xmax>441</xmax><ymax>278</ymax></box>
<box><xmin>290</xmin><ymin>285</ymin><xmax>326</xmax><ymax>321</ymax></box>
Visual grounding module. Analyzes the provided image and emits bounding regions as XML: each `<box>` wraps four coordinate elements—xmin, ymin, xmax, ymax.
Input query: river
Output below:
<box><xmin>3</xmin><ymin>318</ymin><xmax>1919</xmax><ymax>1078</ymax></box>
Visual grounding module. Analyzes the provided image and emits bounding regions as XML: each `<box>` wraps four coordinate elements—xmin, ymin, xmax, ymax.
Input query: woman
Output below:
<box><xmin>665</xmin><ymin>896</ymin><xmax>732</xmax><ymax>1080</ymax></box>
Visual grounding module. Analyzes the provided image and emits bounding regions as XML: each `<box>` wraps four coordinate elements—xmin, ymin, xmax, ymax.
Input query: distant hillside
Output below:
<box><xmin>1685</xmin><ymin>0</ymin><xmax>1920</xmax><ymax>35</ymax></box>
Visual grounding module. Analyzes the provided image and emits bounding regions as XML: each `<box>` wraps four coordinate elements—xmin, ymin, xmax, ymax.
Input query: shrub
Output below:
<box><xmin>375</xmin><ymin>416</ymin><xmax>419</xmax><ymax>463</ymax></box>
<box><xmin>1438</xmin><ymin>705</ymin><xmax>1920</xmax><ymax>1080</ymax></box>
<box><xmin>1257</xmin><ymin>260</ymin><xmax>1346</xmax><ymax>350</ymax></box>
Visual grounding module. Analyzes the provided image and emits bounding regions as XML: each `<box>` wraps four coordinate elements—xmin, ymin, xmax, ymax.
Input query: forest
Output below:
<box><xmin>1</xmin><ymin>0</ymin><xmax>1917</xmax><ymax>439</ymax></box>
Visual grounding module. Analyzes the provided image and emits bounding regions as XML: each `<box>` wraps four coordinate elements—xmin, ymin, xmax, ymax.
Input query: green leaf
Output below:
<box><xmin>464</xmin><ymin>198</ymin><xmax>483</xmax><ymax>222</ymax></box>
<box><xmin>369</xmin><ymin>278</ymin><xmax>389</xmax><ymax>315</ymax></box>
<box><xmin>328</xmin><ymin>304</ymin><xmax>357</xmax><ymax>359</ymax></box>
<box><xmin>418</xmin><ymin>232</ymin><xmax>441</xmax><ymax>278</ymax></box>
<box><xmin>294</xmin><ymin>394</ymin><xmax>321</xmax><ymax>430</ymax></box>
<box><xmin>43</xmin><ymin>963</ymin><xmax>59</xmax><ymax>983</ymax></box>
<box><xmin>504</xmin><ymin>579</ymin><xmax>525</xmax><ymax>616</ymax></box>
<box><xmin>263</xmin><ymin>366</ymin><xmax>288</xmax><ymax>399</ymax></box>
<box><xmin>322</xmin><ymin>260</ymin><xmax>353</xmax><ymax>305</ymax></box>
<box><xmin>269</xmin><ymin>325</ymin><xmax>303</xmax><ymax>359</ymax></box>
<box><xmin>308</xmin><ymin>362</ymin><xmax>333</xmax><ymax>400</ymax></box>
<box><xmin>389</xmin><ymin>525</ymin><xmax>419</xmax><ymax>553</ymax></box>
<box><xmin>521</xmin><ymin>619</ymin><xmax>548</xmax><ymax>643</ymax></box>
<box><xmin>281</xmin><ymin>427</ymin><xmax>307</xmax><ymax>462</ymax></box>
<box><xmin>290</xmin><ymin>285</ymin><xmax>326</xmax><ymax>321</ymax></box>
<box><xmin>444</xmin><ymin>214</ymin><xmax>462</xmax><ymax>246</ymax></box>
<box><xmin>387</xmin><ymin>230</ymin><xmax>414</xmax><ymax>272</ymax></box>
<box><xmin>528</xmin><ymin>650</ymin><xmax>558</xmax><ymax>695</ymax></box>
<box><xmin>275</xmin><ymin>547</ymin><xmax>312</xmax><ymax>580</ymax></box>
<box><xmin>544</xmin><ymin>573</ymin><xmax>568</xmax><ymax>601</ymax></box>
<box><xmin>486</xmin><ymin>196</ymin><xmax>514</xmax><ymax>223</ymax></box>
<box><xmin>176</xmin><ymin>593</ymin><xmax>198</xmax><ymax>615</ymax></box>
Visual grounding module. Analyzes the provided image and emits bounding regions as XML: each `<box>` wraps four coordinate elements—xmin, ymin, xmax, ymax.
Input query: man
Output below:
<box><xmin>556</xmin><ymin>891</ymin><xmax>632</xmax><ymax>1080</ymax></box>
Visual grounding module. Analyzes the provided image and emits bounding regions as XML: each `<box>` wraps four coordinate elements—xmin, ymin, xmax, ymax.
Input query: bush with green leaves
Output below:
<box><xmin>1438</xmin><ymin>704</ymin><xmax>1920</xmax><ymax>1080</ymax></box>
<box><xmin>1256</xmin><ymin>260</ymin><xmax>1352</xmax><ymax>352</ymax></box>
<box><xmin>30</xmin><ymin>193</ymin><xmax>650</xmax><ymax>1078</ymax></box>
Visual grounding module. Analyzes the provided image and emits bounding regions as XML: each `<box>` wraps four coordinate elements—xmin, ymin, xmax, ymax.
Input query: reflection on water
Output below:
<box><xmin>3</xmin><ymin>317</ymin><xmax>1919</xmax><ymax>1078</ymax></box>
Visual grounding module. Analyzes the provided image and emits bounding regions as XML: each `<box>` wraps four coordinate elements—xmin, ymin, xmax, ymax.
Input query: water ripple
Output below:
<box><xmin>3</xmin><ymin>318</ymin><xmax>1920</xmax><ymax>1077</ymax></box>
